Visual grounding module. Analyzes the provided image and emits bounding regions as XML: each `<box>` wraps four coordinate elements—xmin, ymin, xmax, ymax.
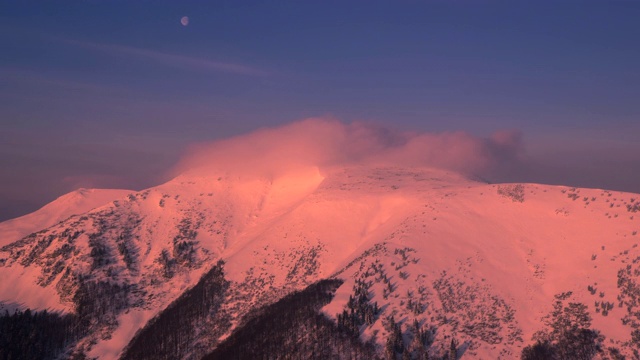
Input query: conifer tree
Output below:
<box><xmin>449</xmin><ymin>338</ymin><xmax>457</xmax><ymax>360</ymax></box>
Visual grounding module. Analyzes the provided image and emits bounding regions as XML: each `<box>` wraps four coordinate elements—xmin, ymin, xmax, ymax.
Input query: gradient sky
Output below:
<box><xmin>1</xmin><ymin>1</ymin><xmax>639</xmax><ymax>221</ymax></box>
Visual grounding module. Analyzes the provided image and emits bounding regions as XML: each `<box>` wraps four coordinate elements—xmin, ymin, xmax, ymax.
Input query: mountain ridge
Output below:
<box><xmin>1</xmin><ymin>165</ymin><xmax>639</xmax><ymax>359</ymax></box>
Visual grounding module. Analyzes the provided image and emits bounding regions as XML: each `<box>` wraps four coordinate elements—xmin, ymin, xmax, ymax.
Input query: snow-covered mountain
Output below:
<box><xmin>1</xmin><ymin>164</ymin><xmax>639</xmax><ymax>359</ymax></box>
<box><xmin>0</xmin><ymin>188</ymin><xmax>133</xmax><ymax>248</ymax></box>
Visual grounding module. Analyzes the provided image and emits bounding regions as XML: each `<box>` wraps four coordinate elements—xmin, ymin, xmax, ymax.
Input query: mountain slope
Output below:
<box><xmin>1</xmin><ymin>165</ymin><xmax>639</xmax><ymax>359</ymax></box>
<box><xmin>0</xmin><ymin>188</ymin><xmax>133</xmax><ymax>248</ymax></box>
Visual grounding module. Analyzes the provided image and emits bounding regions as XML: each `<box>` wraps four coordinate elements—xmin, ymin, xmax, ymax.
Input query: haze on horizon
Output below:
<box><xmin>1</xmin><ymin>1</ymin><xmax>639</xmax><ymax>222</ymax></box>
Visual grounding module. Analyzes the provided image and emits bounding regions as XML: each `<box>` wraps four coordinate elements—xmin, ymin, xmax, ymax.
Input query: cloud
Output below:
<box><xmin>58</xmin><ymin>38</ymin><xmax>267</xmax><ymax>76</ymax></box>
<box><xmin>172</xmin><ymin>118</ymin><xmax>524</xmax><ymax>180</ymax></box>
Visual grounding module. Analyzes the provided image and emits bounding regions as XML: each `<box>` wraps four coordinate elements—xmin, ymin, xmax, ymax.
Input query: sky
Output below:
<box><xmin>1</xmin><ymin>1</ymin><xmax>639</xmax><ymax>221</ymax></box>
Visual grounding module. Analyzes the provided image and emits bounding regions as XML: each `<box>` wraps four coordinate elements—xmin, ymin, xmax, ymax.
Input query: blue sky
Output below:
<box><xmin>1</xmin><ymin>1</ymin><xmax>639</xmax><ymax>220</ymax></box>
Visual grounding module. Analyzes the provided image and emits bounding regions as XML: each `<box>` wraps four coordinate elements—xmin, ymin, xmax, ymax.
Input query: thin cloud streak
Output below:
<box><xmin>58</xmin><ymin>37</ymin><xmax>268</xmax><ymax>76</ymax></box>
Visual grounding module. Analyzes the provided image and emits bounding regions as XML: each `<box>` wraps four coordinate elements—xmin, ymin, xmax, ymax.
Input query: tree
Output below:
<box><xmin>521</xmin><ymin>340</ymin><xmax>555</xmax><ymax>360</ymax></box>
<box><xmin>522</xmin><ymin>296</ymin><xmax>604</xmax><ymax>360</ymax></box>
<box><xmin>449</xmin><ymin>338</ymin><xmax>458</xmax><ymax>360</ymax></box>
<box><xmin>402</xmin><ymin>349</ymin><xmax>411</xmax><ymax>360</ymax></box>
<box><xmin>411</xmin><ymin>319</ymin><xmax>427</xmax><ymax>358</ymax></box>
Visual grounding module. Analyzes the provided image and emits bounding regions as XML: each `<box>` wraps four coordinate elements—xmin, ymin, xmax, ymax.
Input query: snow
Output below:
<box><xmin>0</xmin><ymin>263</ymin><xmax>70</xmax><ymax>312</ymax></box>
<box><xmin>0</xmin><ymin>188</ymin><xmax>132</xmax><ymax>247</ymax></box>
<box><xmin>1</xmin><ymin>165</ymin><xmax>639</xmax><ymax>358</ymax></box>
<box><xmin>88</xmin><ymin>307</ymin><xmax>162</xmax><ymax>359</ymax></box>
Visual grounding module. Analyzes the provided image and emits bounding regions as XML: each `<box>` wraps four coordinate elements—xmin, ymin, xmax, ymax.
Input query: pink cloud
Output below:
<box><xmin>172</xmin><ymin>118</ymin><xmax>524</xmax><ymax>179</ymax></box>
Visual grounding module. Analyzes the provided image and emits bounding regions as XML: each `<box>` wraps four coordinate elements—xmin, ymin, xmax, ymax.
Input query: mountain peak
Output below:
<box><xmin>0</xmin><ymin>188</ymin><xmax>132</xmax><ymax>248</ymax></box>
<box><xmin>1</xmin><ymin>166</ymin><xmax>639</xmax><ymax>359</ymax></box>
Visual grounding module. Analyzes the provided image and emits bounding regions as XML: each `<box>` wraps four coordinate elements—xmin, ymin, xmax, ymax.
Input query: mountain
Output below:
<box><xmin>1</xmin><ymin>165</ymin><xmax>639</xmax><ymax>359</ymax></box>
<box><xmin>0</xmin><ymin>188</ymin><xmax>133</xmax><ymax>248</ymax></box>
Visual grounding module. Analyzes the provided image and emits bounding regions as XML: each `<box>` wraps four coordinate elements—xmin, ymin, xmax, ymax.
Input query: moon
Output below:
<box><xmin>180</xmin><ymin>16</ymin><xmax>189</xmax><ymax>26</ymax></box>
